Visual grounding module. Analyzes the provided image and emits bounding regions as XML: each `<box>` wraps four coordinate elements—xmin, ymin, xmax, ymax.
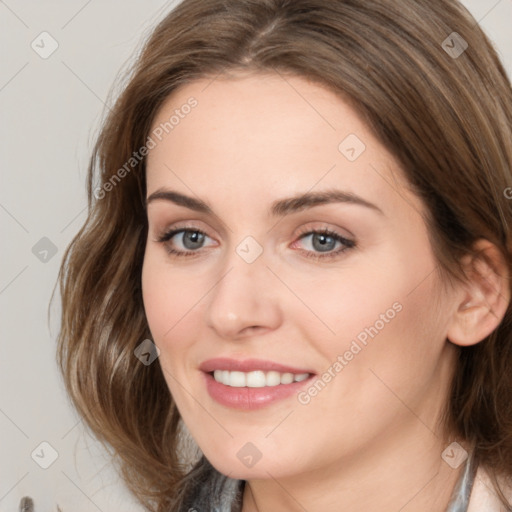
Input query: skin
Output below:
<box><xmin>141</xmin><ymin>71</ymin><xmax>509</xmax><ymax>511</ymax></box>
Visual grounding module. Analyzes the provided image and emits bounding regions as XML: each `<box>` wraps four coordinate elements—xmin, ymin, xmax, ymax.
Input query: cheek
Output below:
<box><xmin>141</xmin><ymin>254</ymin><xmax>210</xmax><ymax>413</ymax></box>
<box><xmin>298</xmin><ymin>247</ymin><xmax>446</xmax><ymax>381</ymax></box>
<box><xmin>141</xmin><ymin>251</ymin><xmax>205</xmax><ymax>351</ymax></box>
<box><xmin>284</xmin><ymin>262</ymin><xmax>403</xmax><ymax>351</ymax></box>
<box><xmin>309</xmin><ymin>265</ymin><xmax>449</xmax><ymax>433</ymax></box>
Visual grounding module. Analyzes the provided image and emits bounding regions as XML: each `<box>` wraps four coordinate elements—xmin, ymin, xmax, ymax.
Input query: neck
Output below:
<box><xmin>242</xmin><ymin>425</ymin><xmax>465</xmax><ymax>512</ymax></box>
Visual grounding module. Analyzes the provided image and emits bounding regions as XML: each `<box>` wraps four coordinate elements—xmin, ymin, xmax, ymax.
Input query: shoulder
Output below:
<box><xmin>468</xmin><ymin>465</ymin><xmax>512</xmax><ymax>512</ymax></box>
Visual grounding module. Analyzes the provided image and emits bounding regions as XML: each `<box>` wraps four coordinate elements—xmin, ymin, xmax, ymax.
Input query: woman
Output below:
<box><xmin>56</xmin><ymin>0</ymin><xmax>512</xmax><ymax>510</ymax></box>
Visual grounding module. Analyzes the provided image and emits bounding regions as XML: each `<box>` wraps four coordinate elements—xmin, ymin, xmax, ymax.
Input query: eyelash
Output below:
<box><xmin>156</xmin><ymin>226</ymin><xmax>356</xmax><ymax>261</ymax></box>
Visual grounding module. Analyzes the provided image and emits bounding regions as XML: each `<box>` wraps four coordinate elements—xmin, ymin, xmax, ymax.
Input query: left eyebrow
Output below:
<box><xmin>270</xmin><ymin>189</ymin><xmax>384</xmax><ymax>217</ymax></box>
<box><xmin>145</xmin><ymin>188</ymin><xmax>384</xmax><ymax>216</ymax></box>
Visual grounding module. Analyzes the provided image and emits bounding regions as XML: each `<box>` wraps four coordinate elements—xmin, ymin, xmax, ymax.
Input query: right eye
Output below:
<box><xmin>157</xmin><ymin>227</ymin><xmax>217</xmax><ymax>257</ymax></box>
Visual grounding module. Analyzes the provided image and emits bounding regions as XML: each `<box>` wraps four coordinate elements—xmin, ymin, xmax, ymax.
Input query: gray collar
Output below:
<box><xmin>445</xmin><ymin>451</ymin><xmax>478</xmax><ymax>512</ymax></box>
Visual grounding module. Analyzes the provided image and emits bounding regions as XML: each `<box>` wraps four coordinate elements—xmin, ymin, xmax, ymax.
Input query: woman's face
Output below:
<box><xmin>142</xmin><ymin>72</ymin><xmax>459</xmax><ymax>479</ymax></box>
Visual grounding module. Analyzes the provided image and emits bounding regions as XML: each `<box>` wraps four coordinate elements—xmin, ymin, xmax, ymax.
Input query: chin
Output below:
<box><xmin>203</xmin><ymin>445</ymin><xmax>297</xmax><ymax>481</ymax></box>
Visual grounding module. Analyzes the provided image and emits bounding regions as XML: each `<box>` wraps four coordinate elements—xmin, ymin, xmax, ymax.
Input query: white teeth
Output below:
<box><xmin>230</xmin><ymin>371</ymin><xmax>246</xmax><ymax>387</ymax></box>
<box><xmin>246</xmin><ymin>370</ymin><xmax>266</xmax><ymax>387</ymax></box>
<box><xmin>212</xmin><ymin>370</ymin><xmax>310</xmax><ymax>387</ymax></box>
<box><xmin>266</xmin><ymin>371</ymin><xmax>281</xmax><ymax>387</ymax></box>
<box><xmin>280</xmin><ymin>372</ymin><xmax>294</xmax><ymax>384</ymax></box>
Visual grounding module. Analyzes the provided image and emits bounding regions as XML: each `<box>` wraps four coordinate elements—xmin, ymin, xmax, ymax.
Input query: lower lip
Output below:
<box><xmin>203</xmin><ymin>372</ymin><xmax>314</xmax><ymax>410</ymax></box>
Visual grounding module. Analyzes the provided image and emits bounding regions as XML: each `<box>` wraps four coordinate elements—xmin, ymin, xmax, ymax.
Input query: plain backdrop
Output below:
<box><xmin>1</xmin><ymin>1</ymin><xmax>511</xmax><ymax>510</ymax></box>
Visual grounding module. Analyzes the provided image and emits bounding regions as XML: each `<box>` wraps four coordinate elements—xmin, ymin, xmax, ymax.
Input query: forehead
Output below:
<box><xmin>145</xmin><ymin>72</ymin><xmax>420</xmax><ymax>218</ymax></box>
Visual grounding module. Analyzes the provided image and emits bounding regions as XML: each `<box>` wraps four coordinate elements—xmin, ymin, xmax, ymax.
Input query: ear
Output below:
<box><xmin>447</xmin><ymin>239</ymin><xmax>510</xmax><ymax>347</ymax></box>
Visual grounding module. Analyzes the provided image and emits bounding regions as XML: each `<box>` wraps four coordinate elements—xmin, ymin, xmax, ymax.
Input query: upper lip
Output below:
<box><xmin>199</xmin><ymin>358</ymin><xmax>315</xmax><ymax>374</ymax></box>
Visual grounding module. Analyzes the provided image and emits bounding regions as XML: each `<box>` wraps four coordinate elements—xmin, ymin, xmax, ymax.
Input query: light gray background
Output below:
<box><xmin>1</xmin><ymin>1</ymin><xmax>511</xmax><ymax>511</ymax></box>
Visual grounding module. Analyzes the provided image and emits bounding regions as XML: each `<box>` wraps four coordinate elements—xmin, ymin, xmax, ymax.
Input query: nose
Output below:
<box><xmin>205</xmin><ymin>250</ymin><xmax>283</xmax><ymax>340</ymax></box>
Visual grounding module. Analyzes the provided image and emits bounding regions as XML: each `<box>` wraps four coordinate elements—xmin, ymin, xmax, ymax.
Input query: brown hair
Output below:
<box><xmin>55</xmin><ymin>0</ymin><xmax>512</xmax><ymax>510</ymax></box>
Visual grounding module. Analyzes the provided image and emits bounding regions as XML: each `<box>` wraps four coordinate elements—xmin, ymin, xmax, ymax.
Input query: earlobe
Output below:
<box><xmin>447</xmin><ymin>239</ymin><xmax>510</xmax><ymax>347</ymax></box>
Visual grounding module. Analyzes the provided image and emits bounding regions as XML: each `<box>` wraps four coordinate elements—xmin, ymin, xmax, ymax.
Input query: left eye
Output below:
<box><xmin>293</xmin><ymin>229</ymin><xmax>355</xmax><ymax>259</ymax></box>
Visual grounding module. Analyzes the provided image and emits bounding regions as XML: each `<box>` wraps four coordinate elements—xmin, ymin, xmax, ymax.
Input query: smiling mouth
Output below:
<box><xmin>209</xmin><ymin>369</ymin><xmax>312</xmax><ymax>388</ymax></box>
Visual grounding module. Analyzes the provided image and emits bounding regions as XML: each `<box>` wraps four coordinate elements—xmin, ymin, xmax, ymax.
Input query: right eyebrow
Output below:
<box><xmin>146</xmin><ymin>189</ymin><xmax>213</xmax><ymax>214</ymax></box>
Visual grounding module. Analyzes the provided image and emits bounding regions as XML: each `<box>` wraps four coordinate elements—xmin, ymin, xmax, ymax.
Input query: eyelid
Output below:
<box><xmin>156</xmin><ymin>226</ymin><xmax>217</xmax><ymax>247</ymax></box>
<box><xmin>294</xmin><ymin>223</ymin><xmax>353</xmax><ymax>240</ymax></box>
